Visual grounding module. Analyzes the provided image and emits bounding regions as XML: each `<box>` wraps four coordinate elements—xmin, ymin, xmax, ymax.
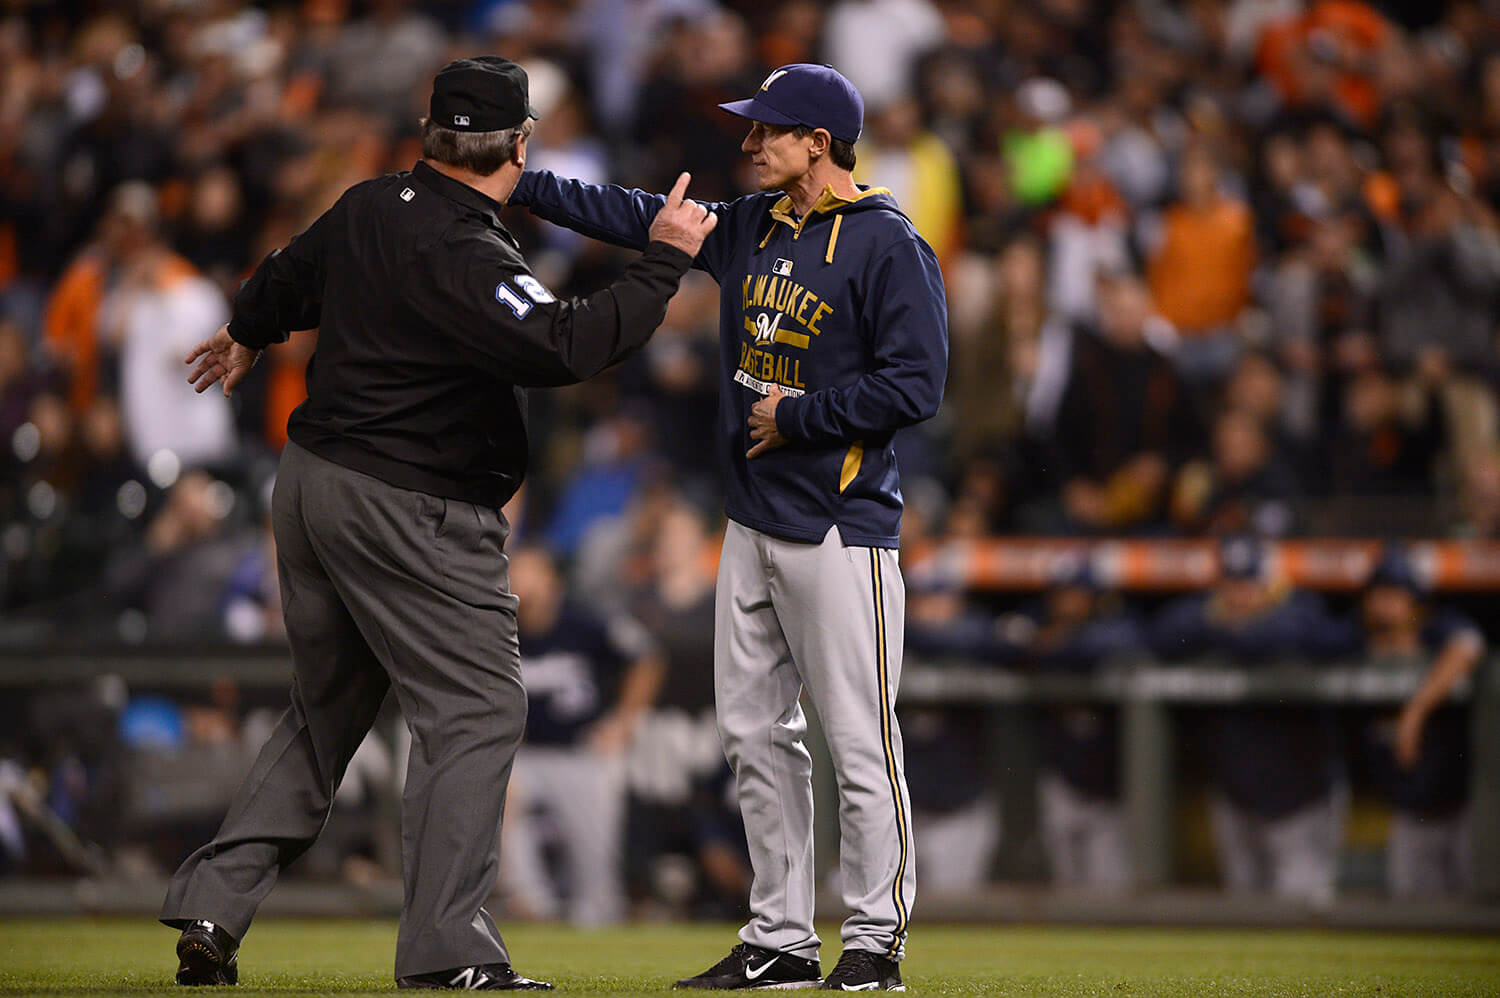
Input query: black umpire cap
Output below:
<box><xmin>430</xmin><ymin>57</ymin><xmax>539</xmax><ymax>132</ymax></box>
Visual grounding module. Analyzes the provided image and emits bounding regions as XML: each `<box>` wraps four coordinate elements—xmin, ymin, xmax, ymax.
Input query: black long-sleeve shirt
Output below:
<box><xmin>228</xmin><ymin>160</ymin><xmax>692</xmax><ymax>507</ymax></box>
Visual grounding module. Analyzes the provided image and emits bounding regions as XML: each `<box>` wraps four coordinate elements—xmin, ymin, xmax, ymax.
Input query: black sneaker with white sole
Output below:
<box><xmin>820</xmin><ymin>950</ymin><xmax>903</xmax><ymax>992</ymax></box>
<box><xmin>175</xmin><ymin>919</ymin><xmax>239</xmax><ymax>986</ymax></box>
<box><xmin>674</xmin><ymin>942</ymin><xmax>822</xmax><ymax>990</ymax></box>
<box><xmin>396</xmin><ymin>964</ymin><xmax>553</xmax><ymax>990</ymax></box>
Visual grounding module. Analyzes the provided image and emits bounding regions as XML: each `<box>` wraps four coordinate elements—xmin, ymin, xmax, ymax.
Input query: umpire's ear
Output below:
<box><xmin>512</xmin><ymin>126</ymin><xmax>530</xmax><ymax>170</ymax></box>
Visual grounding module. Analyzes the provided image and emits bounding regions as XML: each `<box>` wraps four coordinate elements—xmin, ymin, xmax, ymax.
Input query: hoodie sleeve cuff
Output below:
<box><xmin>775</xmin><ymin>393</ymin><xmax>807</xmax><ymax>441</ymax></box>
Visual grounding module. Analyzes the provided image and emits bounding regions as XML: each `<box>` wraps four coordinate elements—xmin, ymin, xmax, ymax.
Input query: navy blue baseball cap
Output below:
<box><xmin>1048</xmin><ymin>551</ymin><xmax>1101</xmax><ymax>592</ymax></box>
<box><xmin>1366</xmin><ymin>544</ymin><xmax>1426</xmax><ymax>595</ymax></box>
<box><xmin>719</xmin><ymin>63</ymin><xmax>864</xmax><ymax>144</ymax></box>
<box><xmin>1218</xmin><ymin>535</ymin><xmax>1268</xmax><ymax>582</ymax></box>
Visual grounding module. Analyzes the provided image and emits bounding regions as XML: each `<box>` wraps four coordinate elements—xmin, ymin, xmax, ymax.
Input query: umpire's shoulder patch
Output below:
<box><xmin>514</xmin><ymin>274</ymin><xmax>556</xmax><ymax>304</ymax></box>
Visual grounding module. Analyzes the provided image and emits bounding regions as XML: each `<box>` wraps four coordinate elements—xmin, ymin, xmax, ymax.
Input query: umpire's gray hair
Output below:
<box><xmin>420</xmin><ymin>117</ymin><xmax>534</xmax><ymax>176</ymax></box>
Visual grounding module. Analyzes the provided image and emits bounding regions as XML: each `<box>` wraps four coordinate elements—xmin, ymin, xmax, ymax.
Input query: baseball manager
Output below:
<box><xmin>507</xmin><ymin>63</ymin><xmax>948</xmax><ymax>991</ymax></box>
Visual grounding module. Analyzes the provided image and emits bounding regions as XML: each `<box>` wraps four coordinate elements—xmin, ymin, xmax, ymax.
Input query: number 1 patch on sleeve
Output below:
<box><xmin>495</xmin><ymin>281</ymin><xmax>533</xmax><ymax>318</ymax></box>
<box><xmin>495</xmin><ymin>275</ymin><xmax>556</xmax><ymax>319</ymax></box>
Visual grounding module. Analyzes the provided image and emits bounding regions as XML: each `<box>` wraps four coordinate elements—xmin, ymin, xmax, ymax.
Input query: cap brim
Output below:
<box><xmin>718</xmin><ymin>97</ymin><xmax>800</xmax><ymax>128</ymax></box>
<box><xmin>526</xmin><ymin>104</ymin><xmax>540</xmax><ymax>120</ymax></box>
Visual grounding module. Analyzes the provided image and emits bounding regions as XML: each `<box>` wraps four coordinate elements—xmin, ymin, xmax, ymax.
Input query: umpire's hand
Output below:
<box><xmin>186</xmin><ymin>324</ymin><xmax>262</xmax><ymax>397</ymax></box>
<box><xmin>649</xmin><ymin>172</ymin><xmax>718</xmax><ymax>257</ymax></box>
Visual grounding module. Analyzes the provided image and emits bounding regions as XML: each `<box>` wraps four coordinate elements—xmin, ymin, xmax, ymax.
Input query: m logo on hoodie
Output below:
<box><xmin>752</xmin><ymin>310</ymin><xmax>784</xmax><ymax>345</ymax></box>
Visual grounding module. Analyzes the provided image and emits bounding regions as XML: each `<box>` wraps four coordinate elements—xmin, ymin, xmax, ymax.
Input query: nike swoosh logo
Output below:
<box><xmin>745</xmin><ymin>957</ymin><xmax>780</xmax><ymax>980</ymax></box>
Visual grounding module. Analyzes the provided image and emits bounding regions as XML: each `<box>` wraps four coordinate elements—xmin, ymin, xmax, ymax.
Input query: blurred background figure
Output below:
<box><xmin>501</xmin><ymin>545</ymin><xmax>664</xmax><ymax>926</ymax></box>
<box><xmin>902</xmin><ymin>575</ymin><xmax>1004</xmax><ymax>894</ymax></box>
<box><xmin>1001</xmin><ymin>557</ymin><xmax>1144</xmax><ymax>893</ymax></box>
<box><xmin>1171</xmin><ymin>405</ymin><xmax>1300</xmax><ymax>538</ymax></box>
<box><xmin>1343</xmin><ymin>546</ymin><xmax>1485</xmax><ymax>897</ymax></box>
<box><xmin>1145</xmin><ymin>145</ymin><xmax>1256</xmax><ymax>388</ymax></box>
<box><xmin>1152</xmin><ymin>537</ymin><xmax>1346</xmax><ymax>906</ymax></box>
<box><xmin>623</xmin><ymin>501</ymin><xmax>751</xmax><ymax>919</ymax></box>
<box><xmin>93</xmin><ymin>182</ymin><xmax>236</xmax><ymax>472</ymax></box>
<box><xmin>1034</xmin><ymin>268</ymin><xmax>1203</xmax><ymax>534</ymax></box>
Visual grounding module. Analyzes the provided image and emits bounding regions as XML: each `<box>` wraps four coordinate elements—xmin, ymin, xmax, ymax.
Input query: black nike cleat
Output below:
<box><xmin>397</xmin><ymin>964</ymin><xmax>553</xmax><ymax>990</ymax></box>
<box><xmin>820</xmin><ymin>950</ymin><xmax>903</xmax><ymax>991</ymax></box>
<box><xmin>175</xmin><ymin>919</ymin><xmax>239</xmax><ymax>986</ymax></box>
<box><xmin>675</xmin><ymin>942</ymin><xmax>822</xmax><ymax>990</ymax></box>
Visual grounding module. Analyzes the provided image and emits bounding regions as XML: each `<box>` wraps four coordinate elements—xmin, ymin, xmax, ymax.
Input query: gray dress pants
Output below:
<box><xmin>161</xmin><ymin>442</ymin><xmax>525</xmax><ymax>980</ymax></box>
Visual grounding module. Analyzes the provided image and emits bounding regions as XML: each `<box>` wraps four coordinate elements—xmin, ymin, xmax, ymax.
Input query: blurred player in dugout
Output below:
<box><xmin>500</xmin><ymin>545</ymin><xmax>664</xmax><ymax>926</ymax></box>
<box><xmin>1335</xmin><ymin>545</ymin><xmax>1485</xmax><ymax>897</ymax></box>
<box><xmin>1152</xmin><ymin>537</ymin><xmax>1348</xmax><ymax>906</ymax></box>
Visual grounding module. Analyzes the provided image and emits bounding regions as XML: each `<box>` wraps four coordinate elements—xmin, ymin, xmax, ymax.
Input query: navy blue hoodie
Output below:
<box><xmin>510</xmin><ymin>170</ymin><xmax>948</xmax><ymax>548</ymax></box>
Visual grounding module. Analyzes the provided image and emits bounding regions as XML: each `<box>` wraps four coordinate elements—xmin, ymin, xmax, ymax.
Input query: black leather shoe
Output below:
<box><xmin>397</xmin><ymin>964</ymin><xmax>553</xmax><ymax>990</ymax></box>
<box><xmin>175</xmin><ymin>919</ymin><xmax>240</xmax><ymax>986</ymax></box>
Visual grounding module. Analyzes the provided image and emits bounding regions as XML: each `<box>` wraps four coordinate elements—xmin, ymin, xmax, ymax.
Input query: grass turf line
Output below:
<box><xmin>0</xmin><ymin>918</ymin><xmax>1497</xmax><ymax>996</ymax></box>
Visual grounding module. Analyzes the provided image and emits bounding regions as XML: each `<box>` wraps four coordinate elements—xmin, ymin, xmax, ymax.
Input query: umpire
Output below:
<box><xmin>162</xmin><ymin>57</ymin><xmax>717</xmax><ymax>991</ymax></box>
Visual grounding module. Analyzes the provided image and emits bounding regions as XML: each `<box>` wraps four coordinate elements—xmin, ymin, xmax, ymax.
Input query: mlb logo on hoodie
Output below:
<box><xmin>773</xmin><ymin>258</ymin><xmax>793</xmax><ymax>277</ymax></box>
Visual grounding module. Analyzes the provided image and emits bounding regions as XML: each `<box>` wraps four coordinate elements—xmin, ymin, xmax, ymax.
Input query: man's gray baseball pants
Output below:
<box><xmin>161</xmin><ymin>442</ymin><xmax>526</xmax><ymax>980</ymax></box>
<box><xmin>716</xmin><ymin>520</ymin><xmax>915</xmax><ymax>962</ymax></box>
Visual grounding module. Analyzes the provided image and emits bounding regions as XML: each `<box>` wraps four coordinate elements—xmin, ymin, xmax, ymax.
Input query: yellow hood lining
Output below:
<box><xmin>767</xmin><ymin>185</ymin><xmax>892</xmax><ymax>239</ymax></box>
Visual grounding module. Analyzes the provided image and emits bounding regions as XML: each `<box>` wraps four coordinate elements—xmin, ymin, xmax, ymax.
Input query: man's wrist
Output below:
<box><xmin>774</xmin><ymin>393</ymin><xmax>803</xmax><ymax>441</ymax></box>
<box><xmin>226</xmin><ymin>317</ymin><xmax>260</xmax><ymax>349</ymax></box>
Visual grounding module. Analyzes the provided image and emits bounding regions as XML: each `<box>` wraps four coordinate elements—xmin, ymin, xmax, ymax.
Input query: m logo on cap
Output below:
<box><xmin>760</xmin><ymin>69</ymin><xmax>789</xmax><ymax>91</ymax></box>
<box><xmin>453</xmin><ymin>114</ymin><xmax>470</xmax><ymax>127</ymax></box>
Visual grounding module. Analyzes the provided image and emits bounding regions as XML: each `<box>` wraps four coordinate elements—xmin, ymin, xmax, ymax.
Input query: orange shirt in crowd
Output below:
<box><xmin>43</xmin><ymin>248</ymin><xmax>108</xmax><ymax>414</ymax></box>
<box><xmin>1256</xmin><ymin>0</ymin><xmax>1392</xmax><ymax>130</ymax></box>
<box><xmin>1147</xmin><ymin>195</ymin><xmax>1256</xmax><ymax>336</ymax></box>
<box><xmin>264</xmin><ymin>338</ymin><xmax>312</xmax><ymax>450</ymax></box>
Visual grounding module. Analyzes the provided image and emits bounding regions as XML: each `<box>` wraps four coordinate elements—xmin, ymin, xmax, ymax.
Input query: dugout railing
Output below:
<box><xmin>1</xmin><ymin>646</ymin><xmax>1496</xmax><ymax>900</ymax></box>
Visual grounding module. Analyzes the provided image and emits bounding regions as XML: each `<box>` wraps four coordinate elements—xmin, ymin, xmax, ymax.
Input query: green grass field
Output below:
<box><xmin>1</xmin><ymin>918</ymin><xmax>1498</xmax><ymax>997</ymax></box>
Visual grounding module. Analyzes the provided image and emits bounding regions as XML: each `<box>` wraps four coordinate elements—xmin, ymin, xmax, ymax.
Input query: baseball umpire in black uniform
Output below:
<box><xmin>161</xmin><ymin>57</ymin><xmax>717</xmax><ymax>990</ymax></box>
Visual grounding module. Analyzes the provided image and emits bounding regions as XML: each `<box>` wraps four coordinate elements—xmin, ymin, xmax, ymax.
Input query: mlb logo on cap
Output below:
<box><xmin>430</xmin><ymin>56</ymin><xmax>540</xmax><ymax>132</ymax></box>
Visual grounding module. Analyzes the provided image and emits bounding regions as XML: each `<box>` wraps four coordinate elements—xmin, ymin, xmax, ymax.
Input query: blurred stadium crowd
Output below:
<box><xmin>2</xmin><ymin>0</ymin><xmax>1498</xmax><ymax>909</ymax></box>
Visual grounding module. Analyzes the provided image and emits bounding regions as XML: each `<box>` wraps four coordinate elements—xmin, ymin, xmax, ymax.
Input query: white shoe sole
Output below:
<box><xmin>754</xmin><ymin>982</ymin><xmax>823</xmax><ymax>990</ymax></box>
<box><xmin>834</xmin><ymin>985</ymin><xmax>905</xmax><ymax>992</ymax></box>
